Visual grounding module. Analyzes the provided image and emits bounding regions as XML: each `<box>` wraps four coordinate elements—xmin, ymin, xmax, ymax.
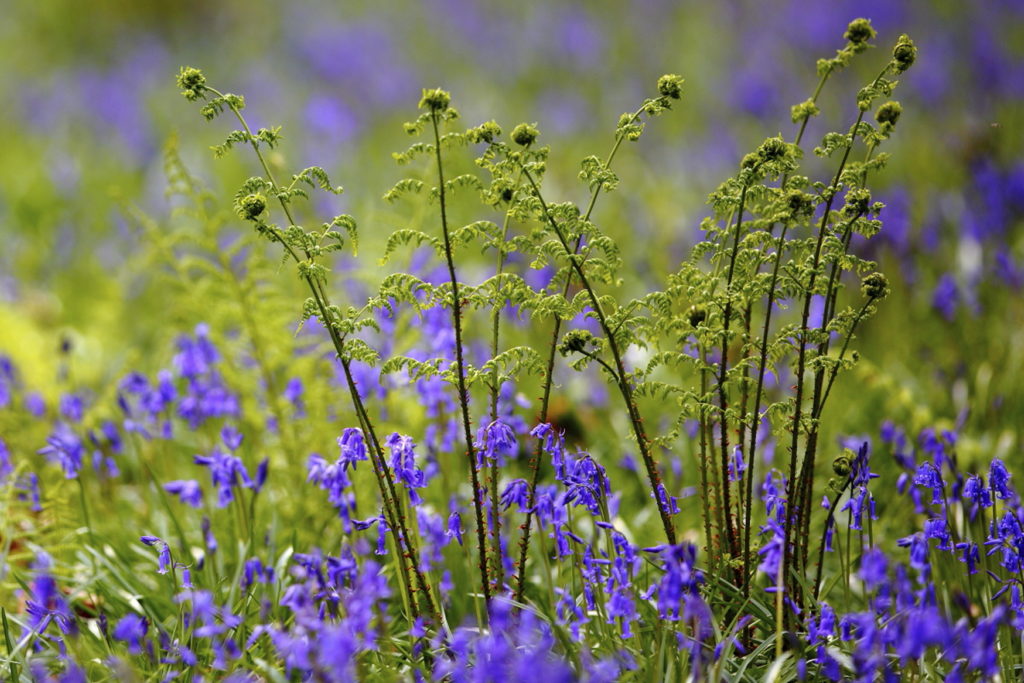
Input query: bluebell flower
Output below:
<box><xmin>164</xmin><ymin>480</ymin><xmax>203</xmax><ymax>508</ymax></box>
<box><xmin>23</xmin><ymin>552</ymin><xmax>77</xmax><ymax>638</ymax></box>
<box><xmin>913</xmin><ymin>462</ymin><xmax>944</xmax><ymax>505</ymax></box>
<box><xmin>962</xmin><ymin>474</ymin><xmax>992</xmax><ymax>513</ymax></box>
<box><xmin>727</xmin><ymin>446</ymin><xmax>745</xmax><ymax>482</ymax></box>
<box><xmin>337</xmin><ymin>427</ymin><xmax>368</xmax><ymax>470</ymax></box>
<box><xmin>141</xmin><ymin>535</ymin><xmax>172</xmax><ymax>574</ymax></box>
<box><xmin>38</xmin><ymin>423</ymin><xmax>85</xmax><ymax>478</ymax></box>
<box><xmin>202</xmin><ymin>516</ymin><xmax>218</xmax><ymax>554</ymax></box>
<box><xmin>758</xmin><ymin>518</ymin><xmax>785</xmax><ymax>580</ymax></box>
<box><xmin>0</xmin><ymin>437</ymin><xmax>11</xmax><ymax>481</ymax></box>
<box><xmin>554</xmin><ymin>587</ymin><xmax>588</xmax><ymax>641</ymax></box>
<box><xmin>283</xmin><ymin>376</ymin><xmax>306</xmax><ymax>417</ymax></box>
<box><xmin>990</xmin><ymin>459</ymin><xmax>1014</xmax><ymax>500</ymax></box>
<box><xmin>386</xmin><ymin>432</ymin><xmax>426</xmax><ymax>505</ymax></box>
<box><xmin>221</xmin><ymin>424</ymin><xmax>244</xmax><ymax>451</ymax></box>
<box><xmin>253</xmin><ymin>458</ymin><xmax>269</xmax><ymax>493</ymax></box>
<box><xmin>195</xmin><ymin>447</ymin><xmax>252</xmax><ymax>506</ymax></box>
<box><xmin>447</xmin><ymin>510</ymin><xmax>464</xmax><ymax>545</ymax></box>
<box><xmin>653</xmin><ymin>483</ymin><xmax>680</xmax><ymax>516</ymax></box>
<box><xmin>923</xmin><ymin>517</ymin><xmax>952</xmax><ymax>550</ymax></box>
<box><xmin>173</xmin><ymin>323</ymin><xmax>220</xmax><ymax>379</ymax></box>
<box><xmin>416</xmin><ymin>508</ymin><xmax>450</xmax><ymax>571</ymax></box>
<box><xmin>606</xmin><ymin>587</ymin><xmax>637</xmax><ymax>638</ymax></box>
<box><xmin>932</xmin><ymin>273</ymin><xmax>959</xmax><ymax>321</ymax></box>
<box><xmin>59</xmin><ymin>393</ymin><xmax>85</xmax><ymax>422</ymax></box>
<box><xmin>0</xmin><ymin>355</ymin><xmax>12</xmax><ymax>410</ymax></box>
<box><xmin>859</xmin><ymin>548</ymin><xmax>888</xmax><ymax>590</ymax></box>
<box><xmin>531</xmin><ymin>422</ymin><xmax>566</xmax><ymax>480</ymax></box>
<box><xmin>24</xmin><ymin>391</ymin><xmax>46</xmax><ymax>417</ymax></box>
<box><xmin>500</xmin><ymin>478</ymin><xmax>530</xmax><ymax>511</ymax></box>
<box><xmin>113</xmin><ymin>613</ymin><xmax>148</xmax><ymax>654</ymax></box>
<box><xmin>19</xmin><ymin>472</ymin><xmax>42</xmax><ymax>511</ymax></box>
<box><xmin>897</xmin><ymin>533</ymin><xmax>930</xmax><ymax>574</ymax></box>
<box><xmin>955</xmin><ymin>541</ymin><xmax>981</xmax><ymax>574</ymax></box>
<box><xmin>563</xmin><ymin>453</ymin><xmax>609</xmax><ymax>515</ymax></box>
<box><xmin>477</xmin><ymin>419</ymin><xmax>517</xmax><ymax>466</ymax></box>
<box><xmin>241</xmin><ymin>557</ymin><xmax>272</xmax><ymax>590</ymax></box>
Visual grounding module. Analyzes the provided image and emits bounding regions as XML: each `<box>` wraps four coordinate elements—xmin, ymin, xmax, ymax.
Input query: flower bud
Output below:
<box><xmin>892</xmin><ymin>34</ymin><xmax>917</xmax><ymax>73</ymax></box>
<box><xmin>657</xmin><ymin>74</ymin><xmax>684</xmax><ymax>100</ymax></box>
<box><xmin>177</xmin><ymin>66</ymin><xmax>207</xmax><ymax>101</ymax></box>
<box><xmin>757</xmin><ymin>136</ymin><xmax>788</xmax><ymax>163</ymax></box>
<box><xmin>844</xmin><ymin>18</ymin><xmax>875</xmax><ymax>46</ymax></box>
<box><xmin>468</xmin><ymin>120</ymin><xmax>502</xmax><ymax>144</ymax></box>
<box><xmin>238</xmin><ymin>193</ymin><xmax>267</xmax><ymax>221</ymax></box>
<box><xmin>558</xmin><ymin>330</ymin><xmax>596</xmax><ymax>356</ymax></box>
<box><xmin>861</xmin><ymin>272</ymin><xmax>890</xmax><ymax>300</ymax></box>
<box><xmin>687</xmin><ymin>305</ymin><xmax>706</xmax><ymax>328</ymax></box>
<box><xmin>786</xmin><ymin>190</ymin><xmax>814</xmax><ymax>218</ymax></box>
<box><xmin>511</xmin><ymin>123</ymin><xmax>539</xmax><ymax>147</ymax></box>
<box><xmin>419</xmin><ymin>88</ymin><xmax>451</xmax><ymax>112</ymax></box>
<box><xmin>833</xmin><ymin>450</ymin><xmax>854</xmax><ymax>477</ymax></box>
<box><xmin>875</xmin><ymin>101</ymin><xmax>902</xmax><ymax>127</ymax></box>
<box><xmin>843</xmin><ymin>188</ymin><xmax>872</xmax><ymax>218</ymax></box>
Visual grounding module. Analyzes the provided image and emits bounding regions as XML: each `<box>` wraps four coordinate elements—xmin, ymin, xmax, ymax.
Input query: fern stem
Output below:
<box><xmin>486</xmin><ymin>168</ymin><xmax>525</xmax><ymax>595</ymax></box>
<box><xmin>513</xmin><ymin>106</ymin><xmax>646</xmax><ymax>607</ymax></box>
<box><xmin>213</xmin><ymin>88</ymin><xmax>439</xmax><ymax>627</ymax></box>
<box><xmin>742</xmin><ymin>66</ymin><xmax>833</xmax><ymax>598</ymax></box>
<box><xmin>521</xmin><ymin>166</ymin><xmax>676</xmax><ymax>546</ymax></box>
<box><xmin>430</xmin><ymin>110</ymin><xmax>492</xmax><ymax>608</ymax></box>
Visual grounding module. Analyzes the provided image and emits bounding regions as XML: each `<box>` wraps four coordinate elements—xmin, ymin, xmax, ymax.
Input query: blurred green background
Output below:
<box><xmin>1</xmin><ymin>0</ymin><xmax>1023</xmax><ymax>466</ymax></box>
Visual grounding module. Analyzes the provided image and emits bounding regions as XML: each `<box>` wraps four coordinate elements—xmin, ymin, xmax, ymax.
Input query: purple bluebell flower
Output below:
<box><xmin>38</xmin><ymin>423</ymin><xmax>85</xmax><ymax>478</ymax></box>
<box><xmin>23</xmin><ymin>552</ymin><xmax>77</xmax><ymax>637</ymax></box>
<box><xmin>59</xmin><ymin>393</ymin><xmax>85</xmax><ymax>422</ymax></box>
<box><xmin>913</xmin><ymin>462</ymin><xmax>945</xmax><ymax>505</ymax></box>
<box><xmin>416</xmin><ymin>508</ymin><xmax>450</xmax><ymax>571</ymax></box>
<box><xmin>283</xmin><ymin>377</ymin><xmax>306</xmax><ymax>417</ymax></box>
<box><xmin>164</xmin><ymin>480</ymin><xmax>203</xmax><ymax>508</ymax></box>
<box><xmin>924</xmin><ymin>517</ymin><xmax>952</xmax><ymax>550</ymax></box>
<box><xmin>758</xmin><ymin>518</ymin><xmax>785</xmax><ymax>580</ymax></box>
<box><xmin>174</xmin><ymin>323</ymin><xmax>220</xmax><ymax>378</ymax></box>
<box><xmin>195</xmin><ymin>447</ymin><xmax>252</xmax><ymax>506</ymax></box>
<box><xmin>25</xmin><ymin>391</ymin><xmax>46</xmax><ymax>417</ymax></box>
<box><xmin>962</xmin><ymin>474</ymin><xmax>992</xmax><ymax>512</ymax></box>
<box><xmin>477</xmin><ymin>419</ymin><xmax>517</xmax><ymax>467</ymax></box>
<box><xmin>727</xmin><ymin>446</ymin><xmax>746</xmax><ymax>482</ymax></box>
<box><xmin>113</xmin><ymin>613</ymin><xmax>148</xmax><ymax>654</ymax></box>
<box><xmin>0</xmin><ymin>437</ymin><xmax>11</xmax><ymax>481</ymax></box>
<box><xmin>202</xmin><ymin>516</ymin><xmax>218</xmax><ymax>554</ymax></box>
<box><xmin>253</xmin><ymin>458</ymin><xmax>269</xmax><ymax>493</ymax></box>
<box><xmin>531</xmin><ymin>422</ymin><xmax>566</xmax><ymax>480</ymax></box>
<box><xmin>563</xmin><ymin>453</ymin><xmax>610</xmax><ymax>515</ymax></box>
<box><xmin>337</xmin><ymin>427</ymin><xmax>368</xmax><ymax>470</ymax></box>
<box><xmin>500</xmin><ymin>479</ymin><xmax>530</xmax><ymax>512</ymax></box>
<box><xmin>860</xmin><ymin>548</ymin><xmax>888</xmax><ymax>590</ymax></box>
<box><xmin>989</xmin><ymin>459</ymin><xmax>1014</xmax><ymax>500</ymax></box>
<box><xmin>897</xmin><ymin>533</ymin><xmax>930</xmax><ymax>574</ymax></box>
<box><xmin>386</xmin><ymin>432</ymin><xmax>426</xmax><ymax>505</ymax></box>
<box><xmin>447</xmin><ymin>510</ymin><xmax>464</xmax><ymax>545</ymax></box>
<box><xmin>308</xmin><ymin>453</ymin><xmax>357</xmax><ymax>531</ymax></box>
<box><xmin>141</xmin><ymin>535</ymin><xmax>172</xmax><ymax>574</ymax></box>
<box><xmin>932</xmin><ymin>274</ymin><xmax>958</xmax><ymax>321</ymax></box>
<box><xmin>554</xmin><ymin>587</ymin><xmax>588</xmax><ymax>641</ymax></box>
<box><xmin>221</xmin><ymin>424</ymin><xmax>244</xmax><ymax>451</ymax></box>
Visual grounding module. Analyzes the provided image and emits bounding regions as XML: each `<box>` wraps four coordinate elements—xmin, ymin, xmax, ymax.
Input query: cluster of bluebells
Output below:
<box><xmin>6</xmin><ymin>307</ymin><xmax>1024</xmax><ymax>682</ymax></box>
<box><xmin>786</xmin><ymin>422</ymin><xmax>1024</xmax><ymax>680</ymax></box>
